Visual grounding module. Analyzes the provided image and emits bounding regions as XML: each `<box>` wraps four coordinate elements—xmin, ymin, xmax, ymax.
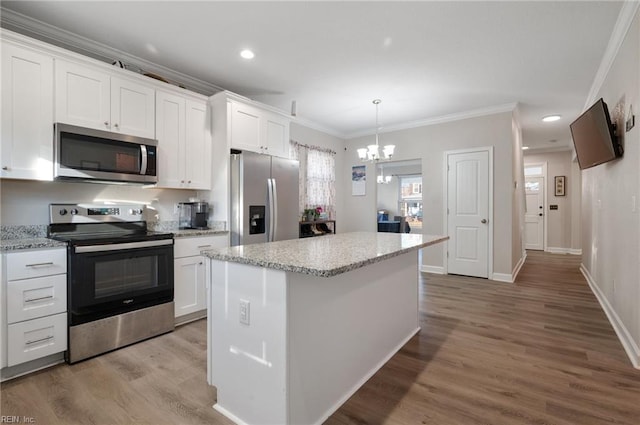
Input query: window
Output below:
<box><xmin>290</xmin><ymin>141</ymin><xmax>336</xmax><ymax>219</ymax></box>
<box><xmin>398</xmin><ymin>175</ymin><xmax>422</xmax><ymax>230</ymax></box>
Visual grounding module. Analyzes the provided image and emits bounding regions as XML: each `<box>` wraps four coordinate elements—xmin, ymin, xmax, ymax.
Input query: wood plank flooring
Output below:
<box><xmin>2</xmin><ymin>250</ymin><xmax>639</xmax><ymax>424</ymax></box>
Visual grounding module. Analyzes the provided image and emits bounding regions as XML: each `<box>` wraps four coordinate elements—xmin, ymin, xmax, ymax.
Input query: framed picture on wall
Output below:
<box><xmin>554</xmin><ymin>176</ymin><xmax>566</xmax><ymax>196</ymax></box>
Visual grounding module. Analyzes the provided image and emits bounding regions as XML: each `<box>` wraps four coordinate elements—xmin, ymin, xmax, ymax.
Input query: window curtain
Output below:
<box><xmin>290</xmin><ymin>140</ymin><xmax>336</xmax><ymax>219</ymax></box>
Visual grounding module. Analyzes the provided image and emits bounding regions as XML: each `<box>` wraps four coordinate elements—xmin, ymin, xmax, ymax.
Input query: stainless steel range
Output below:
<box><xmin>48</xmin><ymin>203</ymin><xmax>175</xmax><ymax>363</ymax></box>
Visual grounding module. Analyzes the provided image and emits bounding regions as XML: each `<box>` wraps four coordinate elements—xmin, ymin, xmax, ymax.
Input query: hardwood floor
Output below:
<box><xmin>327</xmin><ymin>251</ymin><xmax>640</xmax><ymax>425</ymax></box>
<box><xmin>2</xmin><ymin>250</ymin><xmax>639</xmax><ymax>424</ymax></box>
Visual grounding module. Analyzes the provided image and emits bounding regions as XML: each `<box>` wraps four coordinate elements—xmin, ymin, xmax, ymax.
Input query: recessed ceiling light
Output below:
<box><xmin>542</xmin><ymin>115</ymin><xmax>561</xmax><ymax>122</ymax></box>
<box><xmin>522</xmin><ymin>146</ymin><xmax>530</xmax><ymax>150</ymax></box>
<box><xmin>240</xmin><ymin>49</ymin><xmax>255</xmax><ymax>59</ymax></box>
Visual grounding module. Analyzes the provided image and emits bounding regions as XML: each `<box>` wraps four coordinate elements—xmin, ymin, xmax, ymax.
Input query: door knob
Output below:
<box><xmin>481</xmin><ymin>219</ymin><xmax>487</xmax><ymax>224</ymax></box>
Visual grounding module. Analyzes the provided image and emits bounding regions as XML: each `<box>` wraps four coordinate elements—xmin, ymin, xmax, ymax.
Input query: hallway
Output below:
<box><xmin>328</xmin><ymin>250</ymin><xmax>640</xmax><ymax>424</ymax></box>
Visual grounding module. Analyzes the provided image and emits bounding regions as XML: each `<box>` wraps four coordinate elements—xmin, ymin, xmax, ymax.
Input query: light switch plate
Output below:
<box><xmin>239</xmin><ymin>299</ymin><xmax>250</xmax><ymax>325</ymax></box>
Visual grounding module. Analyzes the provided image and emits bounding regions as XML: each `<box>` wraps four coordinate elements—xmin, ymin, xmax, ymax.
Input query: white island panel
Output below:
<box><xmin>287</xmin><ymin>251</ymin><xmax>419</xmax><ymax>424</ymax></box>
<box><xmin>210</xmin><ymin>260</ymin><xmax>288</xmax><ymax>425</ymax></box>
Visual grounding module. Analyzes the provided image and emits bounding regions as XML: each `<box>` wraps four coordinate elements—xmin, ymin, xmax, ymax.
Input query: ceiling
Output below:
<box><xmin>0</xmin><ymin>1</ymin><xmax>625</xmax><ymax>150</ymax></box>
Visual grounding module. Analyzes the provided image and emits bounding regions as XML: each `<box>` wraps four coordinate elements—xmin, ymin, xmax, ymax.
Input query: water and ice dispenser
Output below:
<box><xmin>249</xmin><ymin>205</ymin><xmax>265</xmax><ymax>234</ymax></box>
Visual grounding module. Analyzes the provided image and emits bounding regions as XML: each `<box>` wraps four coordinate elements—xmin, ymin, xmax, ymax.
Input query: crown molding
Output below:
<box><xmin>0</xmin><ymin>7</ymin><xmax>224</xmax><ymax>96</ymax></box>
<box><xmin>584</xmin><ymin>1</ymin><xmax>640</xmax><ymax>109</ymax></box>
<box><xmin>344</xmin><ymin>102</ymin><xmax>517</xmax><ymax>140</ymax></box>
<box><xmin>290</xmin><ymin>116</ymin><xmax>347</xmax><ymax>139</ymax></box>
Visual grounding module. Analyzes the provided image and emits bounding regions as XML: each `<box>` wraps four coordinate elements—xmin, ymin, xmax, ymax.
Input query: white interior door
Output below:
<box><xmin>525</xmin><ymin>176</ymin><xmax>545</xmax><ymax>250</ymax></box>
<box><xmin>446</xmin><ymin>150</ymin><xmax>490</xmax><ymax>278</ymax></box>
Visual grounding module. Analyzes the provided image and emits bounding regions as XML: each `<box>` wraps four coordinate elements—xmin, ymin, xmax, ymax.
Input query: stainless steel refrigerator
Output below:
<box><xmin>230</xmin><ymin>150</ymin><xmax>300</xmax><ymax>246</ymax></box>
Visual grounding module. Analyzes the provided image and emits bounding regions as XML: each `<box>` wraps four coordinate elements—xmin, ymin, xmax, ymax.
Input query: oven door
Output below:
<box><xmin>68</xmin><ymin>239</ymin><xmax>174</xmax><ymax>325</ymax></box>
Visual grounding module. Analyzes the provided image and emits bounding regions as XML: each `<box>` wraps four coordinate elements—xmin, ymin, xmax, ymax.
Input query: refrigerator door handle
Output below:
<box><xmin>271</xmin><ymin>178</ymin><xmax>278</xmax><ymax>241</ymax></box>
<box><xmin>267</xmin><ymin>178</ymin><xmax>275</xmax><ymax>242</ymax></box>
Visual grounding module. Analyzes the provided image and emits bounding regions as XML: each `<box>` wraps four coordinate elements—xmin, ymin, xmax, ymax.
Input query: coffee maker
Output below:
<box><xmin>179</xmin><ymin>201</ymin><xmax>209</xmax><ymax>229</ymax></box>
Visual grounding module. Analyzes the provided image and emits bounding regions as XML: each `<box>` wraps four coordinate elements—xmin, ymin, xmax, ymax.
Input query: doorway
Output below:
<box><xmin>444</xmin><ymin>147</ymin><xmax>492</xmax><ymax>279</ymax></box>
<box><xmin>524</xmin><ymin>177</ymin><xmax>545</xmax><ymax>250</ymax></box>
<box><xmin>375</xmin><ymin>159</ymin><xmax>422</xmax><ymax>234</ymax></box>
<box><xmin>523</xmin><ymin>163</ymin><xmax>547</xmax><ymax>251</ymax></box>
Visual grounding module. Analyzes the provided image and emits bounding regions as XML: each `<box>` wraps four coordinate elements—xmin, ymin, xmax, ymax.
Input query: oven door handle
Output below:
<box><xmin>74</xmin><ymin>239</ymin><xmax>173</xmax><ymax>253</ymax></box>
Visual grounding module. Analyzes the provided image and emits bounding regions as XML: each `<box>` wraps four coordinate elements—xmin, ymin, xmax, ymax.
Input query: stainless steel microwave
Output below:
<box><xmin>54</xmin><ymin>123</ymin><xmax>158</xmax><ymax>184</ymax></box>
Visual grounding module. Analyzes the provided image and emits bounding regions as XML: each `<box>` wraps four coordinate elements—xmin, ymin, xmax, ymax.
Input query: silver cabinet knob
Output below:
<box><xmin>114</xmin><ymin>123</ymin><xmax>119</xmax><ymax>128</ymax></box>
<box><xmin>104</xmin><ymin>121</ymin><xmax>109</xmax><ymax>126</ymax></box>
<box><xmin>2</xmin><ymin>166</ymin><xmax>8</xmax><ymax>170</ymax></box>
<box><xmin>481</xmin><ymin>219</ymin><xmax>487</xmax><ymax>224</ymax></box>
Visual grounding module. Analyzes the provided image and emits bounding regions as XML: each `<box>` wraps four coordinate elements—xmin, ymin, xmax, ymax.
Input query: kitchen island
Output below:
<box><xmin>202</xmin><ymin>232</ymin><xmax>448</xmax><ymax>425</ymax></box>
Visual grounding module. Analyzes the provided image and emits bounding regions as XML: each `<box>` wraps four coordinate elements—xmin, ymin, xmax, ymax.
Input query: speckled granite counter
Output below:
<box><xmin>147</xmin><ymin>220</ymin><xmax>227</xmax><ymax>238</ymax></box>
<box><xmin>0</xmin><ymin>237</ymin><xmax>67</xmax><ymax>251</ymax></box>
<box><xmin>1</xmin><ymin>225</ymin><xmax>66</xmax><ymax>252</ymax></box>
<box><xmin>202</xmin><ymin>232</ymin><xmax>448</xmax><ymax>277</ymax></box>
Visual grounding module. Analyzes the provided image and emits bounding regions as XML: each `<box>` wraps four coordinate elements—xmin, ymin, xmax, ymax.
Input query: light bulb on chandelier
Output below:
<box><xmin>357</xmin><ymin>99</ymin><xmax>395</xmax><ymax>162</ymax></box>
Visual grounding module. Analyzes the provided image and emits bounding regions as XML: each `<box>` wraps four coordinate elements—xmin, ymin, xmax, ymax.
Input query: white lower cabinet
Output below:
<box><xmin>7</xmin><ymin>313</ymin><xmax>67</xmax><ymax>367</ymax></box>
<box><xmin>174</xmin><ymin>235</ymin><xmax>227</xmax><ymax>321</ymax></box>
<box><xmin>2</xmin><ymin>248</ymin><xmax>68</xmax><ymax>369</ymax></box>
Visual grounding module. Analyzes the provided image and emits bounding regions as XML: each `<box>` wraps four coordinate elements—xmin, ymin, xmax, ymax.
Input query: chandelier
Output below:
<box><xmin>377</xmin><ymin>165</ymin><xmax>392</xmax><ymax>184</ymax></box>
<box><xmin>357</xmin><ymin>99</ymin><xmax>395</xmax><ymax>162</ymax></box>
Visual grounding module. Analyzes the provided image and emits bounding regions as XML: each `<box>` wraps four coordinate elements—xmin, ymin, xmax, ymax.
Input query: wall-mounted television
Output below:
<box><xmin>570</xmin><ymin>98</ymin><xmax>623</xmax><ymax>170</ymax></box>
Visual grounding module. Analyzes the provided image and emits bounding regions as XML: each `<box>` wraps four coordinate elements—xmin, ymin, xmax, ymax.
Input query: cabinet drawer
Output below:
<box><xmin>7</xmin><ymin>274</ymin><xmax>67</xmax><ymax>323</ymax></box>
<box><xmin>6</xmin><ymin>248</ymin><xmax>66</xmax><ymax>280</ymax></box>
<box><xmin>174</xmin><ymin>235</ymin><xmax>228</xmax><ymax>258</ymax></box>
<box><xmin>7</xmin><ymin>312</ymin><xmax>67</xmax><ymax>367</ymax></box>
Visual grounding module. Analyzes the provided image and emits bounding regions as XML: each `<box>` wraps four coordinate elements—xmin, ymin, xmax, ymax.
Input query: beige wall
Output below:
<box><xmin>581</xmin><ymin>9</ymin><xmax>639</xmax><ymax>364</ymax></box>
<box><xmin>343</xmin><ymin>111</ymin><xmax>518</xmax><ymax>277</ymax></box>
<box><xmin>512</xmin><ymin>115</ymin><xmax>526</xmax><ymax>272</ymax></box>
<box><xmin>524</xmin><ymin>150</ymin><xmax>582</xmax><ymax>251</ymax></box>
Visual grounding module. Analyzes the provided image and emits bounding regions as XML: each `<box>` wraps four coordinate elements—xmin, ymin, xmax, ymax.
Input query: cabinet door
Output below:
<box><xmin>174</xmin><ymin>256</ymin><xmax>206</xmax><ymax>318</ymax></box>
<box><xmin>111</xmin><ymin>76</ymin><xmax>155</xmax><ymax>138</ymax></box>
<box><xmin>155</xmin><ymin>90</ymin><xmax>185</xmax><ymax>188</ymax></box>
<box><xmin>55</xmin><ymin>60</ymin><xmax>110</xmax><ymax>131</ymax></box>
<box><xmin>264</xmin><ymin>111</ymin><xmax>290</xmax><ymax>158</ymax></box>
<box><xmin>1</xmin><ymin>43</ymin><xmax>54</xmax><ymax>180</ymax></box>
<box><xmin>230</xmin><ymin>101</ymin><xmax>262</xmax><ymax>153</ymax></box>
<box><xmin>185</xmin><ymin>99</ymin><xmax>211</xmax><ymax>190</ymax></box>
<box><xmin>7</xmin><ymin>312</ymin><xmax>67</xmax><ymax>367</ymax></box>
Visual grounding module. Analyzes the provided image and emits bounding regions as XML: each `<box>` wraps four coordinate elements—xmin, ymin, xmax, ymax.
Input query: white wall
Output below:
<box><xmin>343</xmin><ymin>112</ymin><xmax>517</xmax><ymax>276</ymax></box>
<box><xmin>0</xmin><ymin>179</ymin><xmax>196</xmax><ymax>225</ymax></box>
<box><xmin>581</xmin><ymin>8</ymin><xmax>639</xmax><ymax>367</ymax></box>
<box><xmin>524</xmin><ymin>150</ymin><xmax>582</xmax><ymax>252</ymax></box>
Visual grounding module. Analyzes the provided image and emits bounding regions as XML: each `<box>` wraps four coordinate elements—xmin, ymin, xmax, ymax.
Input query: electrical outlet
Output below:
<box><xmin>239</xmin><ymin>299</ymin><xmax>250</xmax><ymax>325</ymax></box>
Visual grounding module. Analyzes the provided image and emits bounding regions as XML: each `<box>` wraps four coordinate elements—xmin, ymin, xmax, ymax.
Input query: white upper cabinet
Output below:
<box><xmin>224</xmin><ymin>95</ymin><xmax>291</xmax><ymax>158</ymax></box>
<box><xmin>56</xmin><ymin>60</ymin><xmax>155</xmax><ymax>139</ymax></box>
<box><xmin>185</xmin><ymin>99</ymin><xmax>211</xmax><ymax>189</ymax></box>
<box><xmin>1</xmin><ymin>42</ymin><xmax>54</xmax><ymax>181</ymax></box>
<box><xmin>263</xmin><ymin>111</ymin><xmax>290</xmax><ymax>158</ymax></box>
<box><xmin>230</xmin><ymin>101</ymin><xmax>262</xmax><ymax>152</ymax></box>
<box><xmin>156</xmin><ymin>90</ymin><xmax>211</xmax><ymax>190</ymax></box>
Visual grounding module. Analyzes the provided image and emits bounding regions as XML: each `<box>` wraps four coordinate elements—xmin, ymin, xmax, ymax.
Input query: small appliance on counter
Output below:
<box><xmin>179</xmin><ymin>201</ymin><xmax>209</xmax><ymax>229</ymax></box>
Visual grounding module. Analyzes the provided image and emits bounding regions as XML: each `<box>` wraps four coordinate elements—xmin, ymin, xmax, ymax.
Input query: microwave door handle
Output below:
<box><xmin>140</xmin><ymin>145</ymin><xmax>148</xmax><ymax>175</ymax></box>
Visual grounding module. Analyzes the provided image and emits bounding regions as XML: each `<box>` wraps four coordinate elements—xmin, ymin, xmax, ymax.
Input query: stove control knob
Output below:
<box><xmin>59</xmin><ymin>208</ymin><xmax>67</xmax><ymax>216</ymax></box>
<box><xmin>129</xmin><ymin>208</ymin><xmax>143</xmax><ymax>215</ymax></box>
<box><xmin>70</xmin><ymin>208</ymin><xmax>78</xmax><ymax>215</ymax></box>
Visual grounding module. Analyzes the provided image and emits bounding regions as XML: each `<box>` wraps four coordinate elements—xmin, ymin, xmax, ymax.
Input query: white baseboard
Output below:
<box><xmin>313</xmin><ymin>327</ymin><xmax>421</xmax><ymax>425</ymax></box>
<box><xmin>580</xmin><ymin>265</ymin><xmax>640</xmax><ymax>369</ymax></box>
<box><xmin>213</xmin><ymin>403</ymin><xmax>249</xmax><ymax>425</ymax></box>
<box><xmin>510</xmin><ymin>251</ymin><xmax>527</xmax><ymax>282</ymax></box>
<box><xmin>492</xmin><ymin>272</ymin><xmax>513</xmax><ymax>283</ymax></box>
<box><xmin>420</xmin><ymin>265</ymin><xmax>445</xmax><ymax>274</ymax></box>
<box><xmin>546</xmin><ymin>247</ymin><xmax>582</xmax><ymax>255</ymax></box>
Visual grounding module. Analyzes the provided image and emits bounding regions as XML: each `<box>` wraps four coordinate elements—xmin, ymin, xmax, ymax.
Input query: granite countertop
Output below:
<box><xmin>0</xmin><ymin>237</ymin><xmax>67</xmax><ymax>252</ymax></box>
<box><xmin>201</xmin><ymin>232</ymin><xmax>448</xmax><ymax>277</ymax></box>
<box><xmin>172</xmin><ymin>228</ymin><xmax>229</xmax><ymax>238</ymax></box>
